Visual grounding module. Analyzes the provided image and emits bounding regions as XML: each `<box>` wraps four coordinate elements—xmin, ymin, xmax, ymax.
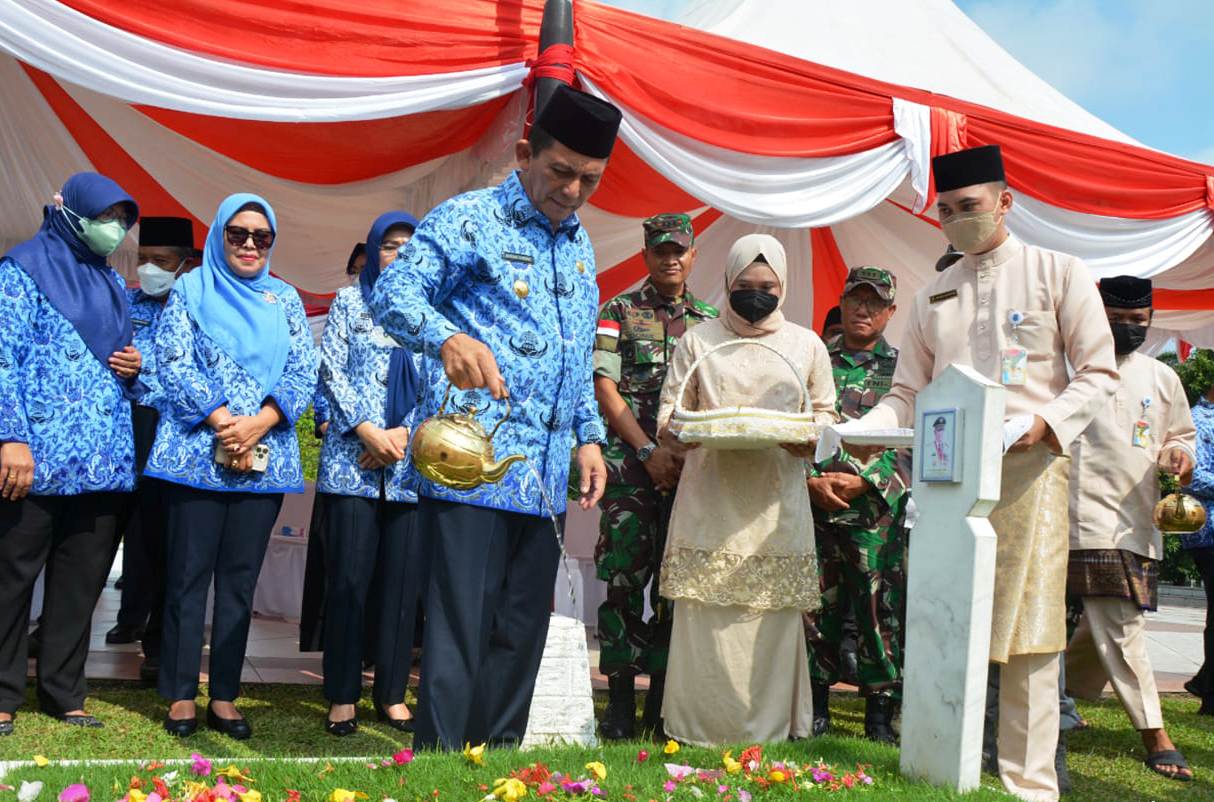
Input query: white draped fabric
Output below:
<box><xmin>0</xmin><ymin>0</ymin><xmax>527</xmax><ymax>121</ymax></box>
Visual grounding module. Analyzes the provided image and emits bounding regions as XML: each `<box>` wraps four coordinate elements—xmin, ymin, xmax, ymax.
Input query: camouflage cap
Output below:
<box><xmin>843</xmin><ymin>265</ymin><xmax>896</xmax><ymax>302</ymax></box>
<box><xmin>643</xmin><ymin>213</ymin><xmax>693</xmax><ymax>249</ymax></box>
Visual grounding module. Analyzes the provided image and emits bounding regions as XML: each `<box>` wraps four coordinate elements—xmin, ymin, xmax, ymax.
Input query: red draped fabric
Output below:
<box><xmin>810</xmin><ymin>227</ymin><xmax>849</xmax><ymax>333</ymax></box>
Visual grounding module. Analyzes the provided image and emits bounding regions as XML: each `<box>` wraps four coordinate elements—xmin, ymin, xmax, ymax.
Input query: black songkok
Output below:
<box><xmin>821</xmin><ymin>306</ymin><xmax>842</xmax><ymax>336</ymax></box>
<box><xmin>932</xmin><ymin>145</ymin><xmax>1006</xmax><ymax>192</ymax></box>
<box><xmin>1099</xmin><ymin>275</ymin><xmax>1153</xmax><ymax>308</ymax></box>
<box><xmin>533</xmin><ymin>83</ymin><xmax>622</xmax><ymax>159</ymax></box>
<box><xmin>138</xmin><ymin>216</ymin><xmax>194</xmax><ymax>248</ymax></box>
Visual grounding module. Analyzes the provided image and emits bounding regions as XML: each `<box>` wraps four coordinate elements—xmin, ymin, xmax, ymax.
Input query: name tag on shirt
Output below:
<box><xmin>132</xmin><ymin>318</ymin><xmax>151</xmax><ymax>329</ymax></box>
<box><xmin>930</xmin><ymin>290</ymin><xmax>958</xmax><ymax>304</ymax></box>
<box><xmin>501</xmin><ymin>251</ymin><xmax>534</xmax><ymax>265</ymax></box>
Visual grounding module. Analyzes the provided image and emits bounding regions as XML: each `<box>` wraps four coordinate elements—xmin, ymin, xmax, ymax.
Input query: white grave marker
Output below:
<box><xmin>894</xmin><ymin>364</ymin><xmax>1006</xmax><ymax>791</ymax></box>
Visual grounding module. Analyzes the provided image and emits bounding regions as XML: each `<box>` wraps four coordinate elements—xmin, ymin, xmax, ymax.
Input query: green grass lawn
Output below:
<box><xmin>0</xmin><ymin>683</ymin><xmax>1209</xmax><ymax>801</ymax></box>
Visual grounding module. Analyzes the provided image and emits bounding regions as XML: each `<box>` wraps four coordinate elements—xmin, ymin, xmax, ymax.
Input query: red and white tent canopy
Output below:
<box><xmin>3</xmin><ymin>0</ymin><xmax>1213</xmax><ymax>348</ymax></box>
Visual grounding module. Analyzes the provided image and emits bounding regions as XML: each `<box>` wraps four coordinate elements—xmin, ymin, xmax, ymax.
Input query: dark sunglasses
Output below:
<box><xmin>224</xmin><ymin>225</ymin><xmax>275</xmax><ymax>251</ymax></box>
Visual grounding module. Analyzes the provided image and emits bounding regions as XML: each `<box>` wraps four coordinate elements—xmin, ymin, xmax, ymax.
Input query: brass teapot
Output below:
<box><xmin>1154</xmin><ymin>474</ymin><xmax>1207</xmax><ymax>535</ymax></box>
<box><xmin>411</xmin><ymin>385</ymin><xmax>526</xmax><ymax>490</ymax></box>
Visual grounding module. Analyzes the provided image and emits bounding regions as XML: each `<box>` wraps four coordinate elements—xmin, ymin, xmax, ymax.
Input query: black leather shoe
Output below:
<box><xmin>863</xmin><ymin>695</ymin><xmax>898</xmax><ymax>744</ymax></box>
<box><xmin>207</xmin><ymin>703</ymin><xmax>251</xmax><ymax>740</ymax></box>
<box><xmin>599</xmin><ymin>675</ymin><xmax>636</xmax><ymax>741</ymax></box>
<box><xmin>139</xmin><ymin>657</ymin><xmax>160</xmax><ymax>687</ymax></box>
<box><xmin>375</xmin><ymin>704</ymin><xmax>414</xmax><ymax>733</ymax></box>
<box><xmin>57</xmin><ymin>713</ymin><xmax>104</xmax><ymax>728</ymax></box>
<box><xmin>326</xmin><ymin>716</ymin><xmax>359</xmax><ymax>737</ymax></box>
<box><xmin>106</xmin><ymin>623</ymin><xmax>144</xmax><ymax>645</ymax></box>
<box><xmin>811</xmin><ymin>682</ymin><xmax>831</xmax><ymax>737</ymax></box>
<box><xmin>163</xmin><ymin>713</ymin><xmax>198</xmax><ymax>737</ymax></box>
<box><xmin>0</xmin><ymin>718</ymin><xmax>13</xmax><ymax>736</ymax></box>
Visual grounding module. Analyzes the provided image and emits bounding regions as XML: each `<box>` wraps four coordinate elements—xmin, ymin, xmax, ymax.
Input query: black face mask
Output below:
<box><xmin>729</xmin><ymin>289</ymin><xmax>779</xmax><ymax>324</ymax></box>
<box><xmin>1111</xmin><ymin>322</ymin><xmax>1148</xmax><ymax>355</ymax></box>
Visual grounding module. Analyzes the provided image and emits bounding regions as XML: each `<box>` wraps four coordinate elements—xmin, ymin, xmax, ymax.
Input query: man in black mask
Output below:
<box><xmin>1063</xmin><ymin>275</ymin><xmax>1195</xmax><ymax>783</ymax></box>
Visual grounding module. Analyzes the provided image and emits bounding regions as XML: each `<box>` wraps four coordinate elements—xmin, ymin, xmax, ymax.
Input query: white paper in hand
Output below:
<box><xmin>814</xmin><ymin>419</ymin><xmax>870</xmax><ymax>464</ymax></box>
<box><xmin>1002</xmin><ymin>414</ymin><xmax>1035</xmax><ymax>454</ymax></box>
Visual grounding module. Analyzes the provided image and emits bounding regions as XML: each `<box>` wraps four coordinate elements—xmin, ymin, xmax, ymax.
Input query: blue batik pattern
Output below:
<box><xmin>316</xmin><ymin>285</ymin><xmax>426</xmax><ymax>503</ymax></box>
<box><xmin>371</xmin><ymin>171</ymin><xmax>606</xmax><ymax>517</ymax></box>
<box><xmin>145</xmin><ymin>284</ymin><xmax>318</xmax><ymax>494</ymax></box>
<box><xmin>1183</xmin><ymin>396</ymin><xmax>1214</xmax><ymax>550</ymax></box>
<box><xmin>126</xmin><ymin>287</ymin><xmax>166</xmax><ymax>412</ymax></box>
<box><xmin>0</xmin><ymin>257</ymin><xmax>135</xmax><ymax>495</ymax></box>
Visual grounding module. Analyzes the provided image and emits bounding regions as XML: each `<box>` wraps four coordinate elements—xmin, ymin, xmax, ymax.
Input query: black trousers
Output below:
<box><xmin>413</xmin><ymin>498</ymin><xmax>561</xmax><ymax>750</ymax></box>
<box><xmin>1189</xmin><ymin>547</ymin><xmax>1214</xmax><ymax>698</ymax></box>
<box><xmin>159</xmin><ymin>483</ymin><xmax>282</xmax><ymax>702</ymax></box>
<box><xmin>115</xmin><ymin>478</ymin><xmax>170</xmax><ymax>658</ymax></box>
<box><xmin>0</xmin><ymin>493</ymin><xmax>123</xmax><ymax>714</ymax></box>
<box><xmin>319</xmin><ymin>493</ymin><xmax>428</xmax><ymax>706</ymax></box>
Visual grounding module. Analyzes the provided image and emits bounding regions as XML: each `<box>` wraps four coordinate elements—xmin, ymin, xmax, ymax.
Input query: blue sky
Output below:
<box><xmin>600</xmin><ymin>0</ymin><xmax>1214</xmax><ymax>164</ymax></box>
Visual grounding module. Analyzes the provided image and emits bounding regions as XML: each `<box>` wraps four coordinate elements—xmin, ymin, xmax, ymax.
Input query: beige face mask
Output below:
<box><xmin>941</xmin><ymin>205</ymin><xmax>1003</xmax><ymax>254</ymax></box>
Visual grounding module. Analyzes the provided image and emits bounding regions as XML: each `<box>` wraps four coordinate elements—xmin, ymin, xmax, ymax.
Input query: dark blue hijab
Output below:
<box><xmin>360</xmin><ymin>211</ymin><xmax>419</xmax><ymax>429</ymax></box>
<box><xmin>6</xmin><ymin>172</ymin><xmax>142</xmax><ymax>399</ymax></box>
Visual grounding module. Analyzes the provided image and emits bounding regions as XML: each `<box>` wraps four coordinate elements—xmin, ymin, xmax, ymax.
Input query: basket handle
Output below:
<box><xmin>674</xmin><ymin>338</ymin><xmax>809</xmax><ymax>417</ymax></box>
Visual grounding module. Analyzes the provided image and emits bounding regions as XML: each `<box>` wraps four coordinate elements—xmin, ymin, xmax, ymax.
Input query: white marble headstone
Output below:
<box><xmin>521</xmin><ymin>614</ymin><xmax>598</xmax><ymax>749</ymax></box>
<box><xmin>896</xmin><ymin>365</ymin><xmax>1005</xmax><ymax>791</ymax></box>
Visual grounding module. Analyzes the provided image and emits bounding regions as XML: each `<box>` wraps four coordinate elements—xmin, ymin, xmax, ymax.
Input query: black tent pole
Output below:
<box><xmin>535</xmin><ymin>0</ymin><xmax>574</xmax><ymax>116</ymax></box>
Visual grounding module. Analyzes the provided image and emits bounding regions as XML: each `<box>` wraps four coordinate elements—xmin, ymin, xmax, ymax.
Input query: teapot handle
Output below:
<box><xmin>487</xmin><ymin>397</ymin><xmax>513</xmax><ymax>442</ymax></box>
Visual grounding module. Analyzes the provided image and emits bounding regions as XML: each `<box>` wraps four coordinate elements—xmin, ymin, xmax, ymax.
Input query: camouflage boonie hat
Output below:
<box><xmin>843</xmin><ymin>266</ymin><xmax>897</xmax><ymax>303</ymax></box>
<box><xmin>643</xmin><ymin>213</ymin><xmax>693</xmax><ymax>249</ymax></box>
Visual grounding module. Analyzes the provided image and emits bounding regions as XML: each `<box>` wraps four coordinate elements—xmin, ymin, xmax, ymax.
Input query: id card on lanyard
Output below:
<box><xmin>1002</xmin><ymin>311</ymin><xmax>1027</xmax><ymax>386</ymax></box>
<box><xmin>1132</xmin><ymin>397</ymin><xmax>1152</xmax><ymax>448</ymax></box>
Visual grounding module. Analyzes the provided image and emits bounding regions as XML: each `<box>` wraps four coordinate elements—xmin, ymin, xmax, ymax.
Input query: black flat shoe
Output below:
<box><xmin>326</xmin><ymin>717</ymin><xmax>359</xmax><ymax>737</ymax></box>
<box><xmin>51</xmin><ymin>712</ymin><xmax>103</xmax><ymax>728</ymax></box>
<box><xmin>105</xmin><ymin>623</ymin><xmax>144</xmax><ymax>645</ymax></box>
<box><xmin>163</xmin><ymin>714</ymin><xmax>197</xmax><ymax>737</ymax></box>
<box><xmin>376</xmin><ymin>704</ymin><xmax>415</xmax><ymax>733</ymax></box>
<box><xmin>0</xmin><ymin>718</ymin><xmax>13</xmax><ymax>736</ymax></box>
<box><xmin>207</xmin><ymin>703</ymin><xmax>251</xmax><ymax>740</ymax></box>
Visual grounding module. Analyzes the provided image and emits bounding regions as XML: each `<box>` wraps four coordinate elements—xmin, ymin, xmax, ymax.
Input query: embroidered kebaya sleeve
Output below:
<box><xmin>156</xmin><ymin>290</ymin><xmax>226</xmax><ymax>427</ymax></box>
<box><xmin>267</xmin><ymin>290</ymin><xmax>319</xmax><ymax>428</ymax></box>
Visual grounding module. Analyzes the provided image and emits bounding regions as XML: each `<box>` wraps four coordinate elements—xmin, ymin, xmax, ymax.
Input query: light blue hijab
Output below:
<box><xmin>175</xmin><ymin>193</ymin><xmax>290</xmax><ymax>397</ymax></box>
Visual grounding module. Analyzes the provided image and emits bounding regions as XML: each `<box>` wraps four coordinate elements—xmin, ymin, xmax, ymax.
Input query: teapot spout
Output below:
<box><xmin>482</xmin><ymin>454</ymin><xmax>527</xmax><ymax>483</ymax></box>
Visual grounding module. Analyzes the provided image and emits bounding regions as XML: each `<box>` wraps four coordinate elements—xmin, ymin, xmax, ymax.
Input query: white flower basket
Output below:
<box><xmin>670</xmin><ymin>338</ymin><xmax>822</xmax><ymax>450</ymax></box>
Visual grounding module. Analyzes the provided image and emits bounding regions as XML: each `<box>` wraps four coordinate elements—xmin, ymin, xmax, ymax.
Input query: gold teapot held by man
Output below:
<box><xmin>1154</xmin><ymin>473</ymin><xmax>1207</xmax><ymax>535</ymax></box>
<box><xmin>411</xmin><ymin>384</ymin><xmax>526</xmax><ymax>490</ymax></box>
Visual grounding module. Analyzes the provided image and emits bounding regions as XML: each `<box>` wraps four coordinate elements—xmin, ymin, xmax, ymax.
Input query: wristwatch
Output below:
<box><xmin>636</xmin><ymin>442</ymin><xmax>658</xmax><ymax>462</ymax></box>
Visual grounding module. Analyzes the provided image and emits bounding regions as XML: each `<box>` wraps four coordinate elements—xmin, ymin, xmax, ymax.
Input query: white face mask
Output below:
<box><xmin>137</xmin><ymin>261</ymin><xmax>183</xmax><ymax>298</ymax></box>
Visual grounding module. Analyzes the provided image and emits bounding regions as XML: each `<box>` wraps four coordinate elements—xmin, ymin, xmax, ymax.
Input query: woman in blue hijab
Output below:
<box><xmin>145</xmin><ymin>194</ymin><xmax>318</xmax><ymax>740</ymax></box>
<box><xmin>305</xmin><ymin>211</ymin><xmax>429</xmax><ymax>736</ymax></box>
<box><xmin>0</xmin><ymin>172</ymin><xmax>144</xmax><ymax>734</ymax></box>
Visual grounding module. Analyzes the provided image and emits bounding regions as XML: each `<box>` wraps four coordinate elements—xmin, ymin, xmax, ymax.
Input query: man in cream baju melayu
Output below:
<box><xmin>837</xmin><ymin>145</ymin><xmax>1119</xmax><ymax>802</ymax></box>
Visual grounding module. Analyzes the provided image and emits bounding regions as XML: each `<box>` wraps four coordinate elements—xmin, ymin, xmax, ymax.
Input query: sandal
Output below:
<box><xmin>1144</xmin><ymin>750</ymin><xmax>1193</xmax><ymax>782</ymax></box>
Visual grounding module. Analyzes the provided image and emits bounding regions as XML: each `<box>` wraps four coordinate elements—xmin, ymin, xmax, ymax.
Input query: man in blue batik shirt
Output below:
<box><xmin>371</xmin><ymin>84</ymin><xmax>621</xmax><ymax>750</ymax></box>
<box><xmin>106</xmin><ymin>218</ymin><xmax>198</xmax><ymax>687</ymax></box>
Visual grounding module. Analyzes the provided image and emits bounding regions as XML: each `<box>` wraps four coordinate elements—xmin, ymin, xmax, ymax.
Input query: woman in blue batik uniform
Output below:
<box><xmin>146</xmin><ymin>194</ymin><xmax>318</xmax><ymax>740</ymax></box>
<box><xmin>310</xmin><ymin>211</ymin><xmax>429</xmax><ymax>736</ymax></box>
<box><xmin>0</xmin><ymin>172</ymin><xmax>144</xmax><ymax>735</ymax></box>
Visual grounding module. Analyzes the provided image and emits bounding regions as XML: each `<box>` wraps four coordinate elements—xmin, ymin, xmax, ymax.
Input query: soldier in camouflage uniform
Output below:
<box><xmin>805</xmin><ymin>266</ymin><xmax>911</xmax><ymax>744</ymax></box>
<box><xmin>592</xmin><ymin>213</ymin><xmax>718</xmax><ymax>740</ymax></box>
